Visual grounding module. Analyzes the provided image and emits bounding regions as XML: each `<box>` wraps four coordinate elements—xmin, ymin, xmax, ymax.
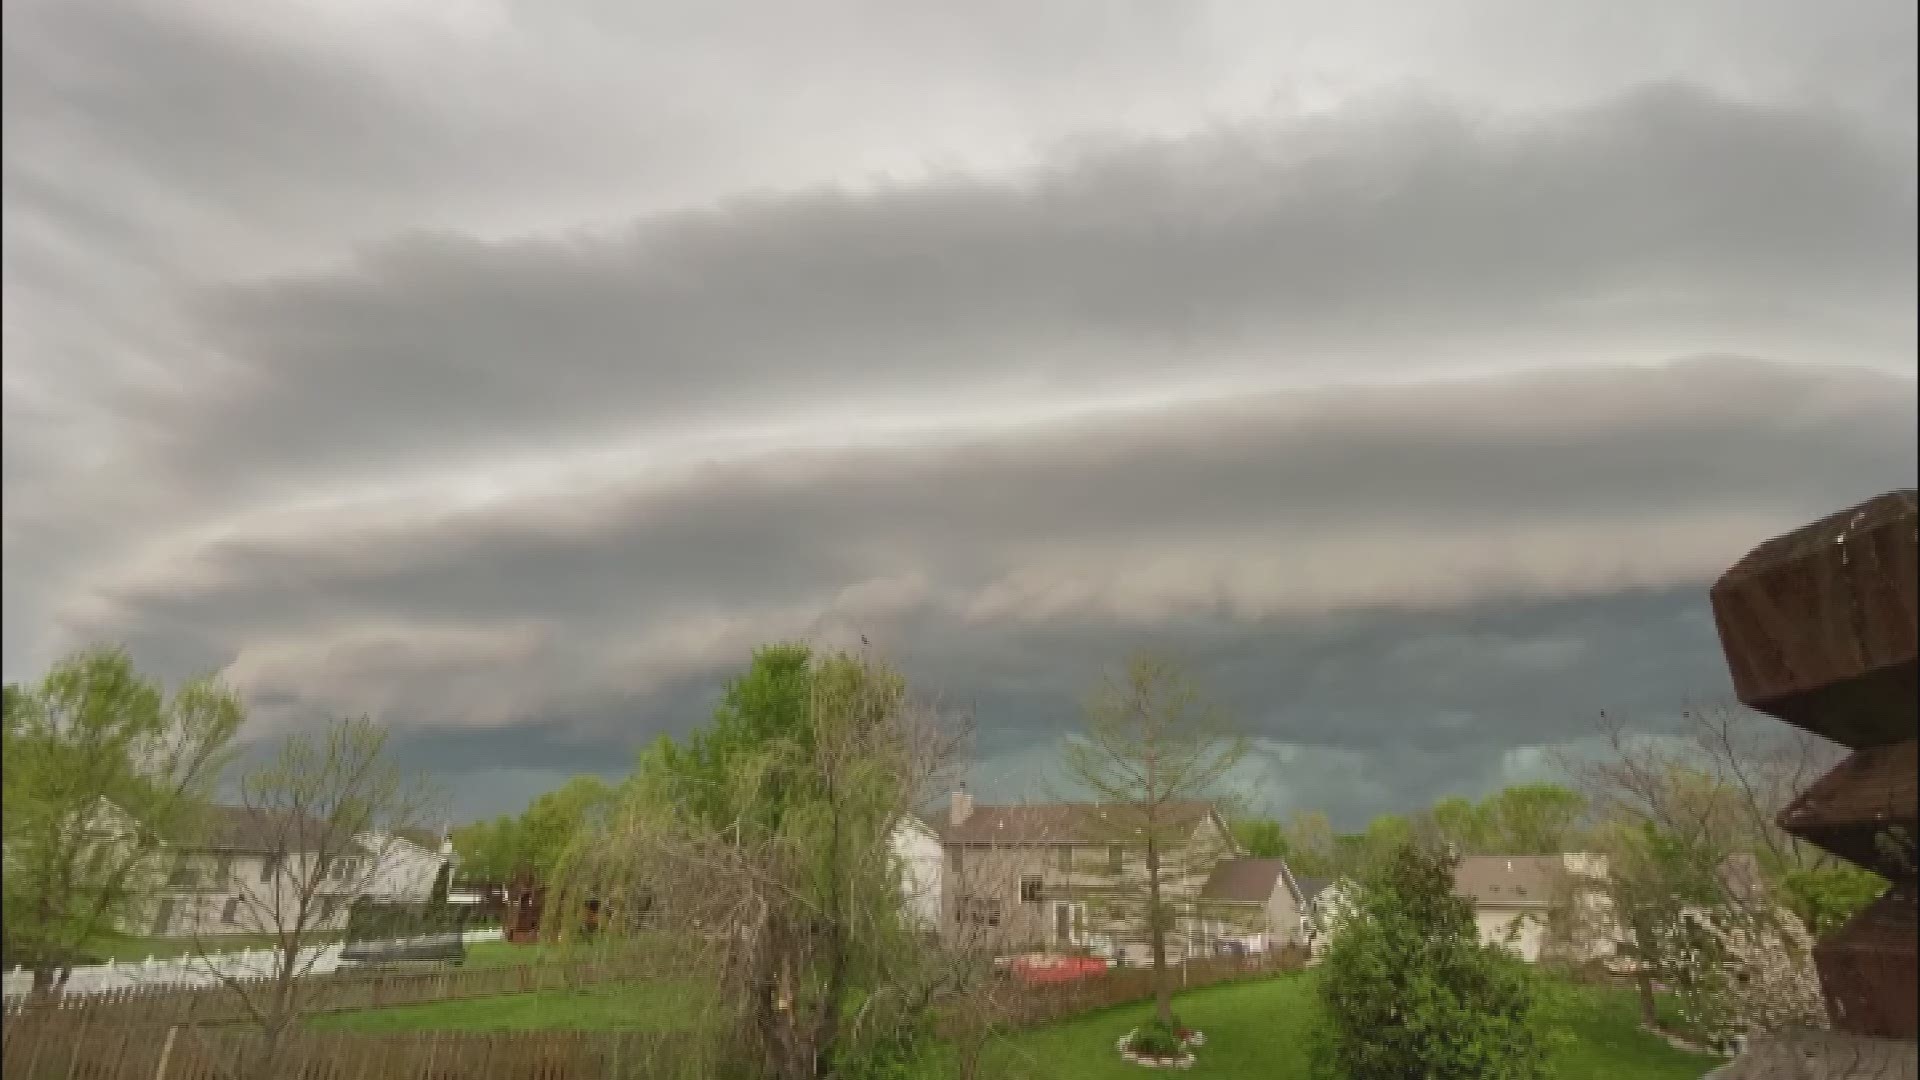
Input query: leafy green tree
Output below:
<box><xmin>450</xmin><ymin>775</ymin><xmax>615</xmax><ymax>885</ymax></box>
<box><xmin>1065</xmin><ymin>652</ymin><xmax>1246</xmax><ymax>1031</ymax></box>
<box><xmin>1231</xmin><ymin>817</ymin><xmax>1286</xmax><ymax>859</ymax></box>
<box><xmin>2</xmin><ymin>647</ymin><xmax>240</xmax><ymax>988</ymax></box>
<box><xmin>1424</xmin><ymin>795</ymin><xmax>1490</xmax><ymax>852</ymax></box>
<box><xmin>1314</xmin><ymin>841</ymin><xmax>1550</xmax><ymax>1080</ymax></box>
<box><xmin>552</xmin><ymin>644</ymin><xmax>960</xmax><ymax>1080</ymax></box>
<box><xmin>1479</xmin><ymin>783</ymin><xmax>1587</xmax><ymax>855</ymax></box>
<box><xmin>1777</xmin><ymin>863</ymin><xmax>1887</xmax><ymax>936</ymax></box>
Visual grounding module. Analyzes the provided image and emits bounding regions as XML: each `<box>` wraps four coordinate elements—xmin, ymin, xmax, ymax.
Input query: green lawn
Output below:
<box><xmin>978</xmin><ymin>972</ymin><xmax>1723</xmax><ymax>1080</ymax></box>
<box><xmin>309</xmin><ymin>977</ymin><xmax>712</xmax><ymax>1035</ymax></box>
<box><xmin>305</xmin><ymin>966</ymin><xmax>1722</xmax><ymax>1078</ymax></box>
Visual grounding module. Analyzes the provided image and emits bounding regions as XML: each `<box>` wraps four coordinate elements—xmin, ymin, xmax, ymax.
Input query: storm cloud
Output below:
<box><xmin>5</xmin><ymin>0</ymin><xmax>1914</xmax><ymax>824</ymax></box>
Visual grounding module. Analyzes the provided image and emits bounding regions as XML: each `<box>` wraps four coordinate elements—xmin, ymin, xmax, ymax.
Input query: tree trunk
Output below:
<box><xmin>1636</xmin><ymin>968</ymin><xmax>1659</xmax><ymax>1028</ymax></box>
<box><xmin>1146</xmin><ymin>832</ymin><xmax>1174</xmax><ymax>1028</ymax></box>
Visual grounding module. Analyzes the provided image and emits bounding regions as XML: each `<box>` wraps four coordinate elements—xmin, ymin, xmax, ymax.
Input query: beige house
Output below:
<box><xmin>936</xmin><ymin>791</ymin><xmax>1307</xmax><ymax>961</ymax></box>
<box><xmin>1453</xmin><ymin>853</ymin><xmax>1618</xmax><ymax>963</ymax></box>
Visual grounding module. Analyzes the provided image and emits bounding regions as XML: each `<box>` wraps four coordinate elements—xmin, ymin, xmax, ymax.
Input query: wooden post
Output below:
<box><xmin>152</xmin><ymin>1024</ymin><xmax>179</xmax><ymax>1080</ymax></box>
<box><xmin>1708</xmin><ymin>490</ymin><xmax>1918</xmax><ymax>1073</ymax></box>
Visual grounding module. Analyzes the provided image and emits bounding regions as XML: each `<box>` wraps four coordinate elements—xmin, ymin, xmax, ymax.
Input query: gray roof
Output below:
<box><xmin>175</xmin><ymin>805</ymin><xmax>369</xmax><ymax>856</ymax></box>
<box><xmin>939</xmin><ymin>801</ymin><xmax>1216</xmax><ymax>846</ymax></box>
<box><xmin>1453</xmin><ymin>855</ymin><xmax>1564</xmax><ymax>909</ymax></box>
<box><xmin>1198</xmin><ymin>858</ymin><xmax>1287</xmax><ymax>904</ymax></box>
<box><xmin>1293</xmin><ymin>876</ymin><xmax>1333</xmax><ymax>904</ymax></box>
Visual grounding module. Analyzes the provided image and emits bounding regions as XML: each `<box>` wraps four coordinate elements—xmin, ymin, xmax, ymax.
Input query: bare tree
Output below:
<box><xmin>1571</xmin><ymin>704</ymin><xmax>1844</xmax><ymax>876</ymax></box>
<box><xmin>1557</xmin><ymin>703</ymin><xmax>1841</xmax><ymax>1040</ymax></box>
<box><xmin>187</xmin><ymin>717</ymin><xmax>440</xmax><ymax>1080</ymax></box>
<box><xmin>1062</xmin><ymin>653</ymin><xmax>1246</xmax><ymax>1031</ymax></box>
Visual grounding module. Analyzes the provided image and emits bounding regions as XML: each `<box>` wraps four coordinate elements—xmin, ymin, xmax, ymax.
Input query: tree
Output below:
<box><xmin>1478</xmin><ymin>783</ymin><xmax>1587</xmax><ymax>855</ymax></box>
<box><xmin>1063</xmin><ymin>652</ymin><xmax>1246</xmax><ymax>1031</ymax></box>
<box><xmin>1</xmin><ymin>647</ymin><xmax>240</xmax><ymax>989</ymax></box>
<box><xmin>515</xmin><ymin>775</ymin><xmax>613</xmax><ymax>882</ymax></box>
<box><xmin>1560</xmin><ymin>705</ymin><xmax>1848</xmax><ymax>1036</ymax></box>
<box><xmin>1314</xmin><ymin>841</ymin><xmax>1550</xmax><ymax>1080</ymax></box>
<box><xmin>1421</xmin><ymin>795</ymin><xmax>1491</xmax><ymax>853</ymax></box>
<box><xmin>1282</xmin><ymin>810</ymin><xmax>1337</xmax><ymax>877</ymax></box>
<box><xmin>550</xmin><ymin>644</ymin><xmax>970</xmax><ymax>1080</ymax></box>
<box><xmin>189</xmin><ymin>717</ymin><xmax>439</xmax><ymax>1080</ymax></box>
<box><xmin>1230</xmin><ymin>817</ymin><xmax>1286</xmax><ymax>859</ymax></box>
<box><xmin>450</xmin><ymin>815</ymin><xmax>521</xmax><ymax>881</ymax></box>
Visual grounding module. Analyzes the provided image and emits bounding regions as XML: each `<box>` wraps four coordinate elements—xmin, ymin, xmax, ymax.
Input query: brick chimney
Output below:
<box><xmin>950</xmin><ymin>785</ymin><xmax>973</xmax><ymax>828</ymax></box>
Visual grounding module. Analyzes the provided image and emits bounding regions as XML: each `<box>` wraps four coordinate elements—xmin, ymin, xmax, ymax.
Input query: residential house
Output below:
<box><xmin>357</xmin><ymin>828</ymin><xmax>457</xmax><ymax>902</ymax></box>
<box><xmin>889</xmin><ymin>813</ymin><xmax>944</xmax><ymax>930</ymax></box>
<box><xmin>143</xmin><ymin>808</ymin><xmax>446</xmax><ymax>939</ymax></box>
<box><xmin>1453</xmin><ymin>853</ymin><xmax>1618</xmax><ymax>963</ymax></box>
<box><xmin>1195</xmin><ymin>857</ymin><xmax>1309</xmax><ymax>955</ymax></box>
<box><xmin>935</xmin><ymin>790</ymin><xmax>1306</xmax><ymax>961</ymax></box>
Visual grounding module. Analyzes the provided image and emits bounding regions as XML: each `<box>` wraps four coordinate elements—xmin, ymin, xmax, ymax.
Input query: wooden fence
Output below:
<box><xmin>2</xmin><ymin>946</ymin><xmax>1306</xmax><ymax>1079</ymax></box>
<box><xmin>998</xmin><ymin>945</ymin><xmax>1308</xmax><ymax>1028</ymax></box>
<box><xmin>1</xmin><ymin>954</ymin><xmax>667</xmax><ymax>1028</ymax></box>
<box><xmin>0</xmin><ymin>1025</ymin><xmax>691</xmax><ymax>1080</ymax></box>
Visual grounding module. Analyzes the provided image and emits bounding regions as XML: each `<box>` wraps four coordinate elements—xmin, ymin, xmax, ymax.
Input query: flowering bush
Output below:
<box><xmin>1655</xmin><ymin>902</ymin><xmax>1827</xmax><ymax>1046</ymax></box>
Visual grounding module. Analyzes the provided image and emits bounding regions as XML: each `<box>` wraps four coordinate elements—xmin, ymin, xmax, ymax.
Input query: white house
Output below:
<box><xmin>1454</xmin><ymin>853</ymin><xmax>1618</xmax><ymax>963</ymax></box>
<box><xmin>141</xmin><ymin>809</ymin><xmax>453</xmax><ymax>939</ymax></box>
<box><xmin>356</xmin><ymin>829</ymin><xmax>456</xmax><ymax>902</ymax></box>
<box><xmin>889</xmin><ymin>813</ymin><xmax>944</xmax><ymax>930</ymax></box>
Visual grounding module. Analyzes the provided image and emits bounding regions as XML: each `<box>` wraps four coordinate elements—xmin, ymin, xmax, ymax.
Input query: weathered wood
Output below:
<box><xmin>1816</xmin><ymin>888</ymin><xmax>1919</xmax><ymax>1041</ymax></box>
<box><xmin>1710</xmin><ymin>489</ymin><xmax>1919</xmax><ymax>749</ymax></box>
<box><xmin>1778</xmin><ymin>741</ymin><xmax>1919</xmax><ymax>883</ymax></box>
<box><xmin>1705</xmin><ymin>1030</ymin><xmax>1919</xmax><ymax>1079</ymax></box>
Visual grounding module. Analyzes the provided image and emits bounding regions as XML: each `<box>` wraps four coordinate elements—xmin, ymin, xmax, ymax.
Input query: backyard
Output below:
<box><xmin>311</xmin><ymin>967</ymin><xmax>1724</xmax><ymax>1079</ymax></box>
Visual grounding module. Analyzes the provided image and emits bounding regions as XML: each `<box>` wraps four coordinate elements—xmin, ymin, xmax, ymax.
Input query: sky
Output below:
<box><xmin>3</xmin><ymin>0</ymin><xmax>1915</xmax><ymax>826</ymax></box>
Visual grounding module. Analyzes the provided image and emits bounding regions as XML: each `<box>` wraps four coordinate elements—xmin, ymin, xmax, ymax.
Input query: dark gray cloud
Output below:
<box><xmin>148</xmin><ymin>85</ymin><xmax>1914</xmax><ymax>505</ymax></box>
<box><xmin>48</xmin><ymin>359</ymin><xmax>1918</xmax><ymax>820</ymax></box>
<box><xmin>5</xmin><ymin>1</ymin><xmax>1914</xmax><ymax>821</ymax></box>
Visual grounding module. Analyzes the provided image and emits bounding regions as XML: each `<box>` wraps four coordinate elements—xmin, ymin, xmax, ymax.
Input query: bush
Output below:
<box><xmin>1127</xmin><ymin>1020</ymin><xmax>1185</xmax><ymax>1057</ymax></box>
<box><xmin>1312</xmin><ymin>842</ymin><xmax>1551</xmax><ymax>1080</ymax></box>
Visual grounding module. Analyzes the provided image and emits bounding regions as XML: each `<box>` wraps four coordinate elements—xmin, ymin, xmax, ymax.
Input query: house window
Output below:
<box><xmin>222</xmin><ymin>897</ymin><xmax>240</xmax><ymax>925</ymax></box>
<box><xmin>1108</xmin><ymin>846</ymin><xmax>1124</xmax><ymax>874</ymax></box>
<box><xmin>1057</xmin><ymin>846</ymin><xmax>1072</xmax><ymax>873</ymax></box>
<box><xmin>1021</xmin><ymin>876</ymin><xmax>1044</xmax><ymax>903</ymax></box>
<box><xmin>949</xmin><ymin>848</ymin><xmax>965</xmax><ymax>876</ymax></box>
<box><xmin>259</xmin><ymin>855</ymin><xmax>282</xmax><ymax>883</ymax></box>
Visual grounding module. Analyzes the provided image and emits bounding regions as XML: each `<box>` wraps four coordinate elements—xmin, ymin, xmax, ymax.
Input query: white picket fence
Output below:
<box><xmin>1</xmin><ymin>927</ymin><xmax>504</xmax><ymax>1001</ymax></box>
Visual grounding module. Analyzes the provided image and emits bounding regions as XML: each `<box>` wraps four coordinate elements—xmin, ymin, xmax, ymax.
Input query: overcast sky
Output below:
<box><xmin>4</xmin><ymin>0</ymin><xmax>1915</xmax><ymax>825</ymax></box>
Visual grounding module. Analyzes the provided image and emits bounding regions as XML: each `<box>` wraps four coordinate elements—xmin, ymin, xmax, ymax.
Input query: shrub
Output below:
<box><xmin>1127</xmin><ymin>1020</ymin><xmax>1184</xmax><ymax>1057</ymax></box>
<box><xmin>1312</xmin><ymin>842</ymin><xmax>1551</xmax><ymax>1080</ymax></box>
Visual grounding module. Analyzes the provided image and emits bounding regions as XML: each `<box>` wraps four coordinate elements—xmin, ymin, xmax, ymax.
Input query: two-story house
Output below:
<box><xmin>935</xmin><ymin>790</ymin><xmax>1308</xmax><ymax>961</ymax></box>
<box><xmin>144</xmin><ymin>808</ymin><xmax>449</xmax><ymax>939</ymax></box>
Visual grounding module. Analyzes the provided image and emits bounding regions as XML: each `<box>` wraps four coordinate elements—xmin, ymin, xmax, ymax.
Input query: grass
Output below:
<box><xmin>308</xmin><ymin>977</ymin><xmax>711</xmax><ymax>1035</ymax></box>
<box><xmin>306</xmin><ymin>966</ymin><xmax>1723</xmax><ymax>1079</ymax></box>
<box><xmin>976</xmin><ymin>972</ymin><xmax>1724</xmax><ymax>1080</ymax></box>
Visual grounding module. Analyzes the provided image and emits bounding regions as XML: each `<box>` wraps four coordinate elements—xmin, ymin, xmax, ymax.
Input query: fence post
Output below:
<box><xmin>151</xmin><ymin>1024</ymin><xmax>180</xmax><ymax>1080</ymax></box>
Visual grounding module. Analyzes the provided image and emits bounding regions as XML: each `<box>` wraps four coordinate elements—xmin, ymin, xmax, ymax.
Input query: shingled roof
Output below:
<box><xmin>939</xmin><ymin>800</ymin><xmax>1217</xmax><ymax>846</ymax></box>
<box><xmin>1453</xmin><ymin>855</ymin><xmax>1564</xmax><ymax>909</ymax></box>
<box><xmin>174</xmin><ymin>805</ymin><xmax>368</xmax><ymax>856</ymax></box>
<box><xmin>1198</xmin><ymin>858</ymin><xmax>1288</xmax><ymax>904</ymax></box>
